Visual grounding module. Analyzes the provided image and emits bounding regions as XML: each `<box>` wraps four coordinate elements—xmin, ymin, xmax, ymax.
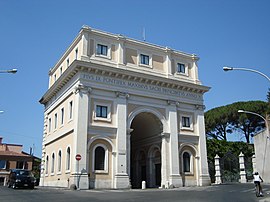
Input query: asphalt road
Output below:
<box><xmin>0</xmin><ymin>183</ymin><xmax>270</xmax><ymax>202</ymax></box>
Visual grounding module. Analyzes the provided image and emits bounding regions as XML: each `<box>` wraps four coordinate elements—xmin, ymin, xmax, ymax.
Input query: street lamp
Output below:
<box><xmin>0</xmin><ymin>69</ymin><xmax>17</xmax><ymax>74</ymax></box>
<box><xmin>237</xmin><ymin>109</ymin><xmax>268</xmax><ymax>124</ymax></box>
<box><xmin>223</xmin><ymin>66</ymin><xmax>270</xmax><ymax>82</ymax></box>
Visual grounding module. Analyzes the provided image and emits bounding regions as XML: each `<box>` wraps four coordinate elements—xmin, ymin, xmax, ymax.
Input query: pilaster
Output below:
<box><xmin>114</xmin><ymin>91</ymin><xmax>130</xmax><ymax>188</ymax></box>
<box><xmin>167</xmin><ymin>101</ymin><xmax>181</xmax><ymax>187</ymax></box>
<box><xmin>71</xmin><ymin>83</ymin><xmax>92</xmax><ymax>189</ymax></box>
<box><xmin>195</xmin><ymin>110</ymin><xmax>211</xmax><ymax>186</ymax></box>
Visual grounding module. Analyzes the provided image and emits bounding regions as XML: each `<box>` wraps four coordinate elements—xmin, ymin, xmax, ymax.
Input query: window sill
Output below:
<box><xmin>139</xmin><ymin>64</ymin><xmax>152</xmax><ymax>68</ymax></box>
<box><xmin>65</xmin><ymin>170</ymin><xmax>70</xmax><ymax>174</ymax></box>
<box><xmin>94</xmin><ymin>117</ymin><xmax>112</xmax><ymax>123</ymax></box>
<box><xmin>95</xmin><ymin>54</ymin><xmax>111</xmax><ymax>60</ymax></box>
<box><xmin>94</xmin><ymin>170</ymin><xmax>108</xmax><ymax>174</ymax></box>
<box><xmin>180</xmin><ymin>127</ymin><xmax>194</xmax><ymax>131</ymax></box>
<box><xmin>57</xmin><ymin>172</ymin><xmax>62</xmax><ymax>175</ymax></box>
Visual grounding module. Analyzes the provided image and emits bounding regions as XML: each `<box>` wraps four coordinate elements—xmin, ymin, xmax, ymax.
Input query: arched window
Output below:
<box><xmin>183</xmin><ymin>152</ymin><xmax>191</xmax><ymax>172</ymax></box>
<box><xmin>45</xmin><ymin>156</ymin><xmax>49</xmax><ymax>174</ymax></box>
<box><xmin>66</xmin><ymin>147</ymin><xmax>71</xmax><ymax>171</ymax></box>
<box><xmin>58</xmin><ymin>150</ymin><xmax>62</xmax><ymax>173</ymax></box>
<box><xmin>95</xmin><ymin>146</ymin><xmax>105</xmax><ymax>170</ymax></box>
<box><xmin>51</xmin><ymin>153</ymin><xmax>55</xmax><ymax>174</ymax></box>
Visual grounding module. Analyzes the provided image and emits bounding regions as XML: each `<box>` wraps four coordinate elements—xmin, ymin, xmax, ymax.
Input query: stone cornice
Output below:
<box><xmin>40</xmin><ymin>60</ymin><xmax>210</xmax><ymax>105</ymax></box>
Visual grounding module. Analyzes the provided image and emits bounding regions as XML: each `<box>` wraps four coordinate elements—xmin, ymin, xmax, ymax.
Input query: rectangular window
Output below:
<box><xmin>69</xmin><ymin>101</ymin><xmax>73</xmax><ymax>119</ymax></box>
<box><xmin>54</xmin><ymin>113</ymin><xmax>58</xmax><ymax>129</ymax></box>
<box><xmin>60</xmin><ymin>67</ymin><xmax>63</xmax><ymax>75</ymax></box>
<box><xmin>97</xmin><ymin>44</ymin><xmax>108</xmax><ymax>56</ymax></box>
<box><xmin>67</xmin><ymin>58</ymin><xmax>70</xmax><ymax>67</ymax></box>
<box><xmin>140</xmin><ymin>54</ymin><xmax>149</xmax><ymax>65</ymax></box>
<box><xmin>0</xmin><ymin>160</ymin><xmax>6</xmax><ymax>169</ymax></box>
<box><xmin>182</xmin><ymin>116</ymin><xmax>191</xmax><ymax>128</ymax></box>
<box><xmin>75</xmin><ymin>48</ymin><xmax>78</xmax><ymax>59</ymax></box>
<box><xmin>48</xmin><ymin>118</ymin><xmax>52</xmax><ymax>132</ymax></box>
<box><xmin>177</xmin><ymin>63</ymin><xmax>185</xmax><ymax>73</ymax></box>
<box><xmin>61</xmin><ymin>108</ymin><xmax>64</xmax><ymax>125</ymax></box>
<box><xmin>16</xmin><ymin>161</ymin><xmax>25</xmax><ymax>169</ymax></box>
<box><xmin>96</xmin><ymin>105</ymin><xmax>108</xmax><ymax>118</ymax></box>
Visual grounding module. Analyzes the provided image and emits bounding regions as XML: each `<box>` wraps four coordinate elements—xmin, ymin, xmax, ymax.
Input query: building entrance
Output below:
<box><xmin>130</xmin><ymin>112</ymin><xmax>163</xmax><ymax>188</ymax></box>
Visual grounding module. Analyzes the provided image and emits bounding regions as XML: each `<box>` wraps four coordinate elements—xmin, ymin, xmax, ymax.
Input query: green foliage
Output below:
<box><xmin>207</xmin><ymin>139</ymin><xmax>254</xmax><ymax>183</ymax></box>
<box><xmin>207</xmin><ymin>139</ymin><xmax>254</xmax><ymax>162</ymax></box>
<box><xmin>205</xmin><ymin>100</ymin><xmax>268</xmax><ymax>143</ymax></box>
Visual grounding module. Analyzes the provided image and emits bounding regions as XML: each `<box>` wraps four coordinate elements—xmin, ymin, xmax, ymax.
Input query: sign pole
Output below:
<box><xmin>75</xmin><ymin>154</ymin><xmax>81</xmax><ymax>190</ymax></box>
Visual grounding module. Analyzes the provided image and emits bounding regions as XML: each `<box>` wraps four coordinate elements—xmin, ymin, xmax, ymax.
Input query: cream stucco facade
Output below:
<box><xmin>39</xmin><ymin>25</ymin><xmax>211</xmax><ymax>189</ymax></box>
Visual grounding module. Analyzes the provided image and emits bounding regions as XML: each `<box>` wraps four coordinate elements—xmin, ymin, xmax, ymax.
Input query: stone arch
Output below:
<box><xmin>127</xmin><ymin>106</ymin><xmax>167</xmax><ymax>132</ymax></box>
<box><xmin>88</xmin><ymin>135</ymin><xmax>115</xmax><ymax>152</ymax></box>
<box><xmin>87</xmin><ymin>136</ymin><xmax>114</xmax><ymax>189</ymax></box>
<box><xmin>179</xmin><ymin>143</ymin><xmax>198</xmax><ymax>186</ymax></box>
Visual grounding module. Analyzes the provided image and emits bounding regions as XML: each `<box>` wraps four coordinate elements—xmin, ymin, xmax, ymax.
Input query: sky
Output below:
<box><xmin>0</xmin><ymin>0</ymin><xmax>269</xmax><ymax>158</ymax></box>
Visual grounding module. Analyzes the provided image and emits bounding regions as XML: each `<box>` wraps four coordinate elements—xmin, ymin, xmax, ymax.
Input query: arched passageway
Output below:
<box><xmin>130</xmin><ymin>112</ymin><xmax>163</xmax><ymax>188</ymax></box>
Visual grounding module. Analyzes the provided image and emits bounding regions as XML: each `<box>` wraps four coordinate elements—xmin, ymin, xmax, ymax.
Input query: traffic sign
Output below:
<box><xmin>75</xmin><ymin>154</ymin><xmax>81</xmax><ymax>161</ymax></box>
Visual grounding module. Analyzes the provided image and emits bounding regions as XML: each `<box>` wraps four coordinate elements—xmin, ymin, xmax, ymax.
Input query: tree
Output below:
<box><xmin>205</xmin><ymin>101</ymin><xmax>268</xmax><ymax>143</ymax></box>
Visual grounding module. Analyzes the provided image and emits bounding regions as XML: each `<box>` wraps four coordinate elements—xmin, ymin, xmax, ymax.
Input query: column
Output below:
<box><xmin>126</xmin><ymin>129</ymin><xmax>133</xmax><ymax>177</ymax></box>
<box><xmin>214</xmin><ymin>155</ymin><xmax>222</xmax><ymax>184</ymax></box>
<box><xmin>196</xmin><ymin>110</ymin><xmax>211</xmax><ymax>186</ymax></box>
<box><xmin>161</xmin><ymin>132</ymin><xmax>169</xmax><ymax>188</ymax></box>
<box><xmin>239</xmin><ymin>152</ymin><xmax>247</xmax><ymax>183</ymax></box>
<box><xmin>167</xmin><ymin>101</ymin><xmax>182</xmax><ymax>187</ymax></box>
<box><xmin>71</xmin><ymin>84</ymin><xmax>92</xmax><ymax>189</ymax></box>
<box><xmin>114</xmin><ymin>91</ymin><xmax>130</xmax><ymax>188</ymax></box>
<box><xmin>252</xmin><ymin>154</ymin><xmax>256</xmax><ymax>173</ymax></box>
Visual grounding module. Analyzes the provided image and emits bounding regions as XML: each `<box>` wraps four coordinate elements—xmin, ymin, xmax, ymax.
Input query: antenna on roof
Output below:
<box><xmin>142</xmin><ymin>27</ymin><xmax>146</xmax><ymax>41</ymax></box>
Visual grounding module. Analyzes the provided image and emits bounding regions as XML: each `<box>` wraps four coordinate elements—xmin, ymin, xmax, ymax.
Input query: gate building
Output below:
<box><xmin>39</xmin><ymin>26</ymin><xmax>211</xmax><ymax>189</ymax></box>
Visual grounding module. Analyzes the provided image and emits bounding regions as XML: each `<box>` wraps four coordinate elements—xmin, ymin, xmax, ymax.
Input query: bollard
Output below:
<box><xmin>142</xmin><ymin>181</ymin><xmax>146</xmax><ymax>189</ymax></box>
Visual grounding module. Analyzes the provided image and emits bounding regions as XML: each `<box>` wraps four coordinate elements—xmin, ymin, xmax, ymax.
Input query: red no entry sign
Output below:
<box><xmin>75</xmin><ymin>154</ymin><xmax>81</xmax><ymax>161</ymax></box>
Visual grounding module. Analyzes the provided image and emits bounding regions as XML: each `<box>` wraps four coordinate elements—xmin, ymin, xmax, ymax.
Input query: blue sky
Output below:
<box><xmin>0</xmin><ymin>0</ymin><xmax>269</xmax><ymax>157</ymax></box>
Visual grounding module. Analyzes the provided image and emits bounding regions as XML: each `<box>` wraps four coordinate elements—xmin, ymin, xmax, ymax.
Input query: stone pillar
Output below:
<box><xmin>126</xmin><ymin>129</ymin><xmax>133</xmax><ymax>177</ymax></box>
<box><xmin>195</xmin><ymin>109</ymin><xmax>211</xmax><ymax>186</ymax></box>
<box><xmin>252</xmin><ymin>154</ymin><xmax>256</xmax><ymax>173</ymax></box>
<box><xmin>114</xmin><ymin>92</ymin><xmax>130</xmax><ymax>189</ymax></box>
<box><xmin>161</xmin><ymin>132</ymin><xmax>169</xmax><ymax>188</ymax></box>
<box><xmin>167</xmin><ymin>101</ymin><xmax>181</xmax><ymax>187</ymax></box>
<box><xmin>71</xmin><ymin>84</ymin><xmax>92</xmax><ymax>189</ymax></box>
<box><xmin>239</xmin><ymin>152</ymin><xmax>247</xmax><ymax>183</ymax></box>
<box><xmin>214</xmin><ymin>155</ymin><xmax>222</xmax><ymax>184</ymax></box>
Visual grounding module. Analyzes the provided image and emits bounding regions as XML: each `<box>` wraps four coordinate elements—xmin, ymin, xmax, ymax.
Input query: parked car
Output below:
<box><xmin>7</xmin><ymin>169</ymin><xmax>35</xmax><ymax>189</ymax></box>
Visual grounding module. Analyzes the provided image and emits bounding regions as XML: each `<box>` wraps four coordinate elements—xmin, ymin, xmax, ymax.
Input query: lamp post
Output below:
<box><xmin>237</xmin><ymin>110</ymin><xmax>268</xmax><ymax>124</ymax></box>
<box><xmin>238</xmin><ymin>109</ymin><xmax>269</xmax><ymax>178</ymax></box>
<box><xmin>0</xmin><ymin>69</ymin><xmax>17</xmax><ymax>74</ymax></box>
<box><xmin>223</xmin><ymin>67</ymin><xmax>270</xmax><ymax>82</ymax></box>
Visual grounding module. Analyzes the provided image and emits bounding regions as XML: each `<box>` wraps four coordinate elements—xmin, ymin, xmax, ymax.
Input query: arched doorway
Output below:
<box><xmin>130</xmin><ymin>112</ymin><xmax>163</xmax><ymax>188</ymax></box>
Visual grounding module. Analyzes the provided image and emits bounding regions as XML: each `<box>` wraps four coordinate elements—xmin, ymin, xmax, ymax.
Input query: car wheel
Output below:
<box><xmin>12</xmin><ymin>183</ymin><xmax>16</xmax><ymax>189</ymax></box>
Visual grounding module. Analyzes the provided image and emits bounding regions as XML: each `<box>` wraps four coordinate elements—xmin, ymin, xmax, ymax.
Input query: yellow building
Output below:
<box><xmin>39</xmin><ymin>25</ymin><xmax>210</xmax><ymax>189</ymax></box>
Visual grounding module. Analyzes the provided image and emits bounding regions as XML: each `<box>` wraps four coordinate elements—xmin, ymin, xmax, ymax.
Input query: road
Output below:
<box><xmin>0</xmin><ymin>183</ymin><xmax>270</xmax><ymax>202</ymax></box>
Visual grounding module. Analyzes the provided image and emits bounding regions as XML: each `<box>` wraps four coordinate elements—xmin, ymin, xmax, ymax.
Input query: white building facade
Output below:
<box><xmin>39</xmin><ymin>26</ymin><xmax>211</xmax><ymax>189</ymax></box>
